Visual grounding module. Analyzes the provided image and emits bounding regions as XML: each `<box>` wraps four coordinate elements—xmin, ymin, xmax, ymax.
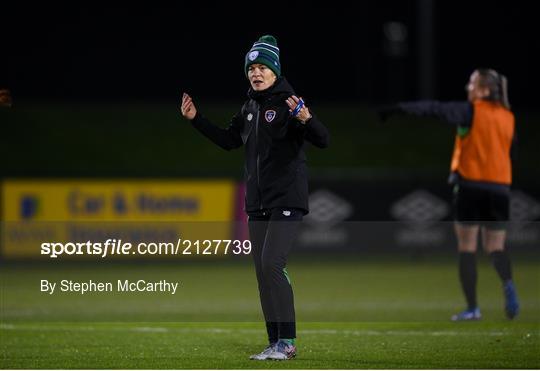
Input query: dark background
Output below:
<box><xmin>2</xmin><ymin>2</ymin><xmax>538</xmax><ymax>106</ymax></box>
<box><xmin>1</xmin><ymin>2</ymin><xmax>538</xmax><ymax>181</ymax></box>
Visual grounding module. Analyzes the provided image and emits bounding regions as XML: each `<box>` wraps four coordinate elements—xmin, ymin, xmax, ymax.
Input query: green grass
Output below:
<box><xmin>1</xmin><ymin>321</ymin><xmax>538</xmax><ymax>369</ymax></box>
<box><xmin>1</xmin><ymin>255</ymin><xmax>539</xmax><ymax>368</ymax></box>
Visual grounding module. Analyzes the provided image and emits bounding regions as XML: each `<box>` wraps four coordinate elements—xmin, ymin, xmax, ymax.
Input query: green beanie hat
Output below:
<box><xmin>245</xmin><ymin>35</ymin><xmax>281</xmax><ymax>77</ymax></box>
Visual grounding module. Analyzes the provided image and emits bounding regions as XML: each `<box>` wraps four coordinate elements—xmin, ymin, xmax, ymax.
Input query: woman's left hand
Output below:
<box><xmin>286</xmin><ymin>95</ymin><xmax>312</xmax><ymax>124</ymax></box>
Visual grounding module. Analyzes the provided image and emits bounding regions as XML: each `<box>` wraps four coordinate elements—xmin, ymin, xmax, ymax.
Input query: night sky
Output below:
<box><xmin>2</xmin><ymin>2</ymin><xmax>537</xmax><ymax>108</ymax></box>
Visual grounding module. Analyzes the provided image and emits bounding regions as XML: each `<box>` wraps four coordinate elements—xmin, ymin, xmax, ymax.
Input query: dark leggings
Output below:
<box><xmin>248</xmin><ymin>207</ymin><xmax>303</xmax><ymax>343</ymax></box>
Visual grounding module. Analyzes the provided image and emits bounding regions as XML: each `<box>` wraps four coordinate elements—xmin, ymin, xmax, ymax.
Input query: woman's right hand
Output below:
<box><xmin>180</xmin><ymin>92</ymin><xmax>197</xmax><ymax>120</ymax></box>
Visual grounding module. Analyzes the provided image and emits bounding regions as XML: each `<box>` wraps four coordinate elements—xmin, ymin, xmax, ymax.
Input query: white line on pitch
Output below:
<box><xmin>0</xmin><ymin>323</ymin><xmax>522</xmax><ymax>337</ymax></box>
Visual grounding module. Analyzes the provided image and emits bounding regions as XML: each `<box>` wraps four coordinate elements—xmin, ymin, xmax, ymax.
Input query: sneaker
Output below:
<box><xmin>451</xmin><ymin>307</ymin><xmax>481</xmax><ymax>321</ymax></box>
<box><xmin>504</xmin><ymin>281</ymin><xmax>519</xmax><ymax>319</ymax></box>
<box><xmin>249</xmin><ymin>343</ymin><xmax>276</xmax><ymax>360</ymax></box>
<box><xmin>267</xmin><ymin>340</ymin><xmax>296</xmax><ymax>360</ymax></box>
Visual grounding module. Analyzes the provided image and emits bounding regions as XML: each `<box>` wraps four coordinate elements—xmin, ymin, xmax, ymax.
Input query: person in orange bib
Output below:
<box><xmin>379</xmin><ymin>69</ymin><xmax>519</xmax><ymax>321</ymax></box>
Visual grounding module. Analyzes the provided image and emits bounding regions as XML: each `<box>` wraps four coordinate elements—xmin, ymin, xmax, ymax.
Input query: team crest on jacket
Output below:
<box><xmin>265</xmin><ymin>110</ymin><xmax>276</xmax><ymax>123</ymax></box>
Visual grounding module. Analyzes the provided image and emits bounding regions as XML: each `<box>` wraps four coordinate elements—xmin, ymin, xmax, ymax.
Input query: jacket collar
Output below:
<box><xmin>247</xmin><ymin>76</ymin><xmax>294</xmax><ymax>103</ymax></box>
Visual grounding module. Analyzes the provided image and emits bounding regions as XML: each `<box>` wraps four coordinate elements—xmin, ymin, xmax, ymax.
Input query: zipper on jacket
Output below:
<box><xmin>255</xmin><ymin>104</ymin><xmax>262</xmax><ymax>210</ymax></box>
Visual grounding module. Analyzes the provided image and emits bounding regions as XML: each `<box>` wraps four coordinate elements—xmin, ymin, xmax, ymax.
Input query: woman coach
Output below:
<box><xmin>180</xmin><ymin>35</ymin><xmax>329</xmax><ymax>360</ymax></box>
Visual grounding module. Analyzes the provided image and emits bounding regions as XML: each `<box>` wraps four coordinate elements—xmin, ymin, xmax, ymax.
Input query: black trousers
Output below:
<box><xmin>248</xmin><ymin>207</ymin><xmax>303</xmax><ymax>343</ymax></box>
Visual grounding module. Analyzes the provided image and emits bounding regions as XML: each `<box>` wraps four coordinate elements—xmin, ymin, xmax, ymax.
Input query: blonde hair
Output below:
<box><xmin>476</xmin><ymin>68</ymin><xmax>511</xmax><ymax>110</ymax></box>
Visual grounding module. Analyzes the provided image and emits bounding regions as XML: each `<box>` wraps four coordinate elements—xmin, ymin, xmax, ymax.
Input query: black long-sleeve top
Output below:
<box><xmin>191</xmin><ymin>77</ymin><xmax>329</xmax><ymax>214</ymax></box>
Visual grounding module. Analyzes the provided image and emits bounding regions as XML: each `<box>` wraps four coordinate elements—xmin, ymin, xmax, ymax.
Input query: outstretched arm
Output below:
<box><xmin>379</xmin><ymin>100</ymin><xmax>473</xmax><ymax>127</ymax></box>
<box><xmin>180</xmin><ymin>93</ymin><xmax>243</xmax><ymax>151</ymax></box>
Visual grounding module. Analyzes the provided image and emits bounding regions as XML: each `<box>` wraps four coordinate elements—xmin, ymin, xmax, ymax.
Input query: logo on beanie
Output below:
<box><xmin>248</xmin><ymin>51</ymin><xmax>259</xmax><ymax>61</ymax></box>
<box><xmin>265</xmin><ymin>110</ymin><xmax>276</xmax><ymax>123</ymax></box>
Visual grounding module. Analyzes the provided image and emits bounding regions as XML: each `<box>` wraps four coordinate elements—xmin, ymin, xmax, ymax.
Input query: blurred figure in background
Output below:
<box><xmin>379</xmin><ymin>69</ymin><xmax>519</xmax><ymax>321</ymax></box>
<box><xmin>180</xmin><ymin>35</ymin><xmax>329</xmax><ymax>359</ymax></box>
<box><xmin>0</xmin><ymin>88</ymin><xmax>12</xmax><ymax>107</ymax></box>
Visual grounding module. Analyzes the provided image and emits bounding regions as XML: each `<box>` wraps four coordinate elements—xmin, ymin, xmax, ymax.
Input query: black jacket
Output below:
<box><xmin>191</xmin><ymin>77</ymin><xmax>329</xmax><ymax>214</ymax></box>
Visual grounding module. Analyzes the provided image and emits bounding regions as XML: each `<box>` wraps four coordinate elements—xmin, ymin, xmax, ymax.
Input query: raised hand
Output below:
<box><xmin>286</xmin><ymin>95</ymin><xmax>312</xmax><ymax>124</ymax></box>
<box><xmin>180</xmin><ymin>92</ymin><xmax>197</xmax><ymax>120</ymax></box>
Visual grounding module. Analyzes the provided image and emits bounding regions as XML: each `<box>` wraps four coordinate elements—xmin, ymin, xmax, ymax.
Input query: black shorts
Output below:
<box><xmin>453</xmin><ymin>184</ymin><xmax>510</xmax><ymax>230</ymax></box>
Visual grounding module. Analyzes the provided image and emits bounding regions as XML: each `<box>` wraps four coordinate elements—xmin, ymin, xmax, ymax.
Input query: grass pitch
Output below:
<box><xmin>1</xmin><ymin>255</ymin><xmax>539</xmax><ymax>368</ymax></box>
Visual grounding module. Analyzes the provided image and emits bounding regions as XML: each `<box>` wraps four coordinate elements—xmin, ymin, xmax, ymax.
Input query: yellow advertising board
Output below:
<box><xmin>1</xmin><ymin>179</ymin><xmax>238</xmax><ymax>258</ymax></box>
<box><xmin>2</xmin><ymin>179</ymin><xmax>235</xmax><ymax>221</ymax></box>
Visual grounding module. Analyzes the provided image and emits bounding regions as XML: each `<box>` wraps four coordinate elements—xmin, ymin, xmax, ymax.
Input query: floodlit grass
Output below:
<box><xmin>1</xmin><ymin>256</ymin><xmax>539</xmax><ymax>368</ymax></box>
